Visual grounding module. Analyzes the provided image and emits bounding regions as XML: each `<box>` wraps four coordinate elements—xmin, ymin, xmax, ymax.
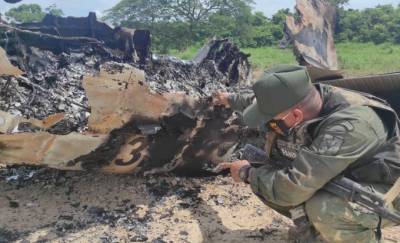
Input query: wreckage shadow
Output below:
<box><xmin>186</xmin><ymin>189</ymin><xmax>290</xmax><ymax>243</ymax></box>
<box><xmin>0</xmin><ymin>171</ymin><xmax>153</xmax><ymax>241</ymax></box>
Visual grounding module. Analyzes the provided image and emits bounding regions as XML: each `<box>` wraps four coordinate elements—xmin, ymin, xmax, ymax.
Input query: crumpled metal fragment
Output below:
<box><xmin>286</xmin><ymin>0</ymin><xmax>338</xmax><ymax>70</ymax></box>
<box><xmin>0</xmin><ymin>111</ymin><xmax>64</xmax><ymax>133</ymax></box>
<box><xmin>0</xmin><ymin>47</ymin><xmax>23</xmax><ymax>76</ymax></box>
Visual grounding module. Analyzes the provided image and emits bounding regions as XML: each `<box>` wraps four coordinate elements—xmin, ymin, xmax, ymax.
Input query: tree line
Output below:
<box><xmin>336</xmin><ymin>4</ymin><xmax>400</xmax><ymax>44</ymax></box>
<box><xmin>2</xmin><ymin>0</ymin><xmax>400</xmax><ymax>53</ymax></box>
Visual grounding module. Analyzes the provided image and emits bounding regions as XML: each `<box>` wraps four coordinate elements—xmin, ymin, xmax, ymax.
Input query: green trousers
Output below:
<box><xmin>305</xmin><ymin>184</ymin><xmax>399</xmax><ymax>243</ymax></box>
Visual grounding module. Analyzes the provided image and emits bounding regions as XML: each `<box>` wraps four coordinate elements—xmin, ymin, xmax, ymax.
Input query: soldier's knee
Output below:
<box><xmin>305</xmin><ymin>191</ymin><xmax>345</xmax><ymax>224</ymax></box>
<box><xmin>305</xmin><ymin>192</ymin><xmax>379</xmax><ymax>242</ymax></box>
<box><xmin>305</xmin><ymin>192</ymin><xmax>350</xmax><ymax>242</ymax></box>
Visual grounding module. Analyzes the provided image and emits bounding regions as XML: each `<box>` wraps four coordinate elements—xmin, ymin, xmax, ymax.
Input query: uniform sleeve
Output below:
<box><xmin>248</xmin><ymin>107</ymin><xmax>388</xmax><ymax>207</ymax></box>
<box><xmin>227</xmin><ymin>93</ymin><xmax>255</xmax><ymax>112</ymax></box>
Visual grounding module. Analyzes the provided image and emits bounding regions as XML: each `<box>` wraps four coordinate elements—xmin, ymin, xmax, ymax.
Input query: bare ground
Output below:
<box><xmin>0</xmin><ymin>168</ymin><xmax>294</xmax><ymax>243</ymax></box>
<box><xmin>1</xmin><ymin>168</ymin><xmax>399</xmax><ymax>243</ymax></box>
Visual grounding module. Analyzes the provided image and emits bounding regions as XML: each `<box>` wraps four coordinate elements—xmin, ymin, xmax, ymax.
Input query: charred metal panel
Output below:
<box><xmin>0</xmin><ymin>131</ymin><xmax>107</xmax><ymax>168</ymax></box>
<box><xmin>192</xmin><ymin>39</ymin><xmax>251</xmax><ymax>86</ymax></box>
<box><xmin>14</xmin><ymin>13</ymin><xmax>151</xmax><ymax>60</ymax></box>
<box><xmin>82</xmin><ymin>65</ymin><xmax>166</xmax><ymax>133</ymax></box>
<box><xmin>286</xmin><ymin>0</ymin><xmax>338</xmax><ymax>70</ymax></box>
<box><xmin>0</xmin><ymin>14</ymin><xmax>253</xmax><ymax>175</ymax></box>
<box><xmin>0</xmin><ymin>111</ymin><xmax>64</xmax><ymax>133</ymax></box>
<box><xmin>0</xmin><ymin>47</ymin><xmax>23</xmax><ymax>76</ymax></box>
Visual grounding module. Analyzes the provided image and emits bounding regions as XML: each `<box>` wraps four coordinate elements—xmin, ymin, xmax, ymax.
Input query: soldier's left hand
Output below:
<box><xmin>212</xmin><ymin>91</ymin><xmax>231</xmax><ymax>107</ymax></box>
<box><xmin>218</xmin><ymin>160</ymin><xmax>250</xmax><ymax>183</ymax></box>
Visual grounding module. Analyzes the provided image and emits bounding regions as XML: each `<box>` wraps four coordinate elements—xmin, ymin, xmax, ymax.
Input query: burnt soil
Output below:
<box><xmin>0</xmin><ymin>166</ymin><xmax>293</xmax><ymax>243</ymax></box>
<box><xmin>2</xmin><ymin>166</ymin><xmax>400</xmax><ymax>243</ymax></box>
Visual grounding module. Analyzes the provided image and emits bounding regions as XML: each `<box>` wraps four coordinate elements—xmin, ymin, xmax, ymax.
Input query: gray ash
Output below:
<box><xmin>145</xmin><ymin>39</ymin><xmax>252</xmax><ymax>96</ymax></box>
<box><xmin>0</xmin><ymin>46</ymin><xmax>102</xmax><ymax>134</ymax></box>
<box><xmin>0</xmin><ymin>228</ymin><xmax>20</xmax><ymax>243</ymax></box>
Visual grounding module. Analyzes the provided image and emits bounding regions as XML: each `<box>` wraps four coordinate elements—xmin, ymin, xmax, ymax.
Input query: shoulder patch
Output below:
<box><xmin>313</xmin><ymin>133</ymin><xmax>345</xmax><ymax>155</ymax></box>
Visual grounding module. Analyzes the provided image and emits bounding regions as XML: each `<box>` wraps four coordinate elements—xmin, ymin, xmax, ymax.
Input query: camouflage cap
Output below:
<box><xmin>243</xmin><ymin>64</ymin><xmax>313</xmax><ymax>128</ymax></box>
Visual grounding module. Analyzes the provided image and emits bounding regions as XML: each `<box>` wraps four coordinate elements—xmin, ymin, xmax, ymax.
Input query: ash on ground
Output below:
<box><xmin>0</xmin><ymin>168</ymin><xmax>293</xmax><ymax>243</ymax></box>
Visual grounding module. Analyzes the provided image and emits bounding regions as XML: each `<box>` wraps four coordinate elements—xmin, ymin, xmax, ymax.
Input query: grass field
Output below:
<box><xmin>170</xmin><ymin>42</ymin><xmax>400</xmax><ymax>77</ymax></box>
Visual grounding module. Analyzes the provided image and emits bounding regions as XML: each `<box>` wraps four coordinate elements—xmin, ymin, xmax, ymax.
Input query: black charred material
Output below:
<box><xmin>146</xmin><ymin>39</ymin><xmax>251</xmax><ymax>96</ymax></box>
<box><xmin>0</xmin><ymin>13</ymin><xmax>255</xmax><ymax>174</ymax></box>
<box><xmin>193</xmin><ymin>39</ymin><xmax>251</xmax><ymax>85</ymax></box>
<box><xmin>70</xmin><ymin>119</ymin><xmax>146</xmax><ymax>170</ymax></box>
<box><xmin>4</xmin><ymin>13</ymin><xmax>151</xmax><ymax>61</ymax></box>
<box><xmin>0</xmin><ymin>22</ymin><xmax>105</xmax><ymax>53</ymax></box>
<box><xmin>0</xmin><ymin>14</ymin><xmax>150</xmax><ymax>134</ymax></box>
<box><xmin>0</xmin><ymin>48</ymin><xmax>98</xmax><ymax>134</ymax></box>
<box><xmin>19</xmin><ymin>13</ymin><xmax>113</xmax><ymax>42</ymax></box>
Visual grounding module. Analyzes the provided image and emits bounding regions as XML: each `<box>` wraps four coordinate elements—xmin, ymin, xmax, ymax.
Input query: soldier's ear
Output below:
<box><xmin>292</xmin><ymin>108</ymin><xmax>304</xmax><ymax>124</ymax></box>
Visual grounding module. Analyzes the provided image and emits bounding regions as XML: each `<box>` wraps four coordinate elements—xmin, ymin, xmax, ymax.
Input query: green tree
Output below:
<box><xmin>5</xmin><ymin>4</ymin><xmax>45</xmax><ymax>23</ymax></box>
<box><xmin>103</xmin><ymin>0</ymin><xmax>255</xmax><ymax>51</ymax></box>
<box><xmin>5</xmin><ymin>3</ymin><xmax>64</xmax><ymax>23</ymax></box>
<box><xmin>168</xmin><ymin>0</ymin><xmax>225</xmax><ymax>42</ymax></box>
<box><xmin>370</xmin><ymin>24</ymin><xmax>388</xmax><ymax>44</ymax></box>
<box><xmin>46</xmin><ymin>4</ymin><xmax>64</xmax><ymax>17</ymax></box>
<box><xmin>103</xmin><ymin>0</ymin><xmax>169</xmax><ymax>29</ymax></box>
<box><xmin>270</xmin><ymin>9</ymin><xmax>291</xmax><ymax>41</ymax></box>
<box><xmin>336</xmin><ymin>4</ymin><xmax>400</xmax><ymax>44</ymax></box>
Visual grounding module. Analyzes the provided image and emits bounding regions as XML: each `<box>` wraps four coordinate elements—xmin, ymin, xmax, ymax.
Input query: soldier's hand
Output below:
<box><xmin>218</xmin><ymin>160</ymin><xmax>250</xmax><ymax>183</ymax></box>
<box><xmin>212</xmin><ymin>91</ymin><xmax>231</xmax><ymax>108</ymax></box>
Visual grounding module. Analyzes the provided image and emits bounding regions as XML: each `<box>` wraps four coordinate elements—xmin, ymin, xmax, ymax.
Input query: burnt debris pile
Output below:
<box><xmin>0</xmin><ymin>13</ymin><xmax>257</xmax><ymax>175</ymax></box>
<box><xmin>147</xmin><ymin>39</ymin><xmax>251</xmax><ymax>95</ymax></box>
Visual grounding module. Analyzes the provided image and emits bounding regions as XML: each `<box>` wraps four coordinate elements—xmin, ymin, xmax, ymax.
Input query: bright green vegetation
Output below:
<box><xmin>170</xmin><ymin>42</ymin><xmax>400</xmax><ymax>76</ymax></box>
<box><xmin>169</xmin><ymin>44</ymin><xmax>204</xmax><ymax>61</ymax></box>
<box><xmin>4</xmin><ymin>4</ymin><xmax>63</xmax><ymax>23</ymax></box>
<box><xmin>336</xmin><ymin>42</ymin><xmax>400</xmax><ymax>76</ymax></box>
<box><xmin>241</xmin><ymin>47</ymin><xmax>297</xmax><ymax>69</ymax></box>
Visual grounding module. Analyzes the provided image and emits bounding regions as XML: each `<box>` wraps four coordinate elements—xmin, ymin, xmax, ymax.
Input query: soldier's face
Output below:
<box><xmin>268</xmin><ymin>108</ymin><xmax>304</xmax><ymax>135</ymax></box>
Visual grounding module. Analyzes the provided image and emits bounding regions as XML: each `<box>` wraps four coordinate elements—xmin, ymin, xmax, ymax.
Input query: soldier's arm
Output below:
<box><xmin>248</xmin><ymin>106</ymin><xmax>388</xmax><ymax>207</ymax></box>
<box><xmin>227</xmin><ymin>92</ymin><xmax>255</xmax><ymax>112</ymax></box>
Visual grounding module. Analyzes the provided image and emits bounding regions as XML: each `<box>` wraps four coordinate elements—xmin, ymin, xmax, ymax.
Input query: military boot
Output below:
<box><xmin>288</xmin><ymin>217</ymin><xmax>321</xmax><ymax>243</ymax></box>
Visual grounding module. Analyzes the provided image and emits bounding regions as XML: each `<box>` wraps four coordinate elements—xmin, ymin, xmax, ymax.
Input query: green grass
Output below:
<box><xmin>170</xmin><ymin>42</ymin><xmax>400</xmax><ymax>76</ymax></box>
<box><xmin>168</xmin><ymin>44</ymin><xmax>203</xmax><ymax>60</ymax></box>
<box><xmin>241</xmin><ymin>47</ymin><xmax>297</xmax><ymax>69</ymax></box>
<box><xmin>336</xmin><ymin>42</ymin><xmax>400</xmax><ymax>76</ymax></box>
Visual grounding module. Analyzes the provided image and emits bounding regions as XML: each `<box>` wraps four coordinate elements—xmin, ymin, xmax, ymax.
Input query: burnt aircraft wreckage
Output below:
<box><xmin>0</xmin><ymin>0</ymin><xmax>399</xmax><ymax>176</ymax></box>
<box><xmin>0</xmin><ymin>12</ymin><xmax>252</xmax><ymax>175</ymax></box>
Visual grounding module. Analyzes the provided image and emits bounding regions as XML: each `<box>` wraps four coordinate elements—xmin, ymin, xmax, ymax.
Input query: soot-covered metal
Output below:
<box><xmin>0</xmin><ymin>13</ymin><xmax>257</xmax><ymax>175</ymax></box>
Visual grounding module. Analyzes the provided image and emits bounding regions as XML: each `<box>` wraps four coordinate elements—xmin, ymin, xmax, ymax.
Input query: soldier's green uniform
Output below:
<box><xmin>228</xmin><ymin>66</ymin><xmax>400</xmax><ymax>242</ymax></box>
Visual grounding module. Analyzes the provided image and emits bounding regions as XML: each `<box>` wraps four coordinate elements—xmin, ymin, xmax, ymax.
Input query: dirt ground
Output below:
<box><xmin>1</xmin><ymin>167</ymin><xmax>400</xmax><ymax>243</ymax></box>
<box><xmin>0</xmin><ymin>167</ymin><xmax>295</xmax><ymax>243</ymax></box>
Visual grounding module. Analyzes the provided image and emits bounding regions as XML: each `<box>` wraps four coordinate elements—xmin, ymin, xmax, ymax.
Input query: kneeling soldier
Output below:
<box><xmin>214</xmin><ymin>65</ymin><xmax>400</xmax><ymax>242</ymax></box>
